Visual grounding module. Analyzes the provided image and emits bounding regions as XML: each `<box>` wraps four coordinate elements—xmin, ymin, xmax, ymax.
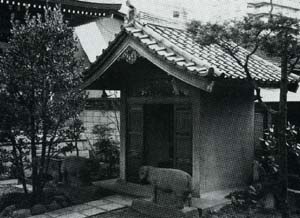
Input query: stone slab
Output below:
<box><xmin>67</xmin><ymin>204</ymin><xmax>93</xmax><ymax>212</ymax></box>
<box><xmin>131</xmin><ymin>199</ymin><xmax>200</xmax><ymax>218</ymax></box>
<box><xmin>103</xmin><ymin>195</ymin><xmax>134</xmax><ymax>206</ymax></box>
<box><xmin>14</xmin><ymin>184</ymin><xmax>33</xmax><ymax>191</ymax></box>
<box><xmin>79</xmin><ymin>208</ymin><xmax>106</xmax><ymax>216</ymax></box>
<box><xmin>45</xmin><ymin>208</ymin><xmax>72</xmax><ymax>217</ymax></box>
<box><xmin>29</xmin><ymin>215</ymin><xmax>52</xmax><ymax>218</ymax></box>
<box><xmin>85</xmin><ymin>199</ymin><xmax>111</xmax><ymax>207</ymax></box>
<box><xmin>55</xmin><ymin>212</ymin><xmax>86</xmax><ymax>218</ymax></box>
<box><xmin>98</xmin><ymin>203</ymin><xmax>125</xmax><ymax>211</ymax></box>
<box><xmin>0</xmin><ymin>179</ymin><xmax>18</xmax><ymax>185</ymax></box>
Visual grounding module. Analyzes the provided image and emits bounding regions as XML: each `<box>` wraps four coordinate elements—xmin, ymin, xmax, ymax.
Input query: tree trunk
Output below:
<box><xmin>279</xmin><ymin>36</ymin><xmax>289</xmax><ymax>218</ymax></box>
<box><xmin>75</xmin><ymin>140</ymin><xmax>79</xmax><ymax>157</ymax></box>
<box><xmin>10</xmin><ymin>138</ymin><xmax>28</xmax><ymax>195</ymax></box>
<box><xmin>30</xmin><ymin>111</ymin><xmax>39</xmax><ymax>203</ymax></box>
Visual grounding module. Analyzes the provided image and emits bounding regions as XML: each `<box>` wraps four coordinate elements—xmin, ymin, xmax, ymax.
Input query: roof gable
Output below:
<box><xmin>84</xmin><ymin>31</ymin><xmax>215</xmax><ymax>92</ymax></box>
<box><xmin>84</xmin><ymin>19</ymin><xmax>300</xmax><ymax>92</ymax></box>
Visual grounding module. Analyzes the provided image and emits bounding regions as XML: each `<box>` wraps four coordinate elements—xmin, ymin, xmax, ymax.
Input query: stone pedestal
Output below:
<box><xmin>131</xmin><ymin>199</ymin><xmax>200</xmax><ymax>218</ymax></box>
<box><xmin>156</xmin><ymin>189</ymin><xmax>184</xmax><ymax>209</ymax></box>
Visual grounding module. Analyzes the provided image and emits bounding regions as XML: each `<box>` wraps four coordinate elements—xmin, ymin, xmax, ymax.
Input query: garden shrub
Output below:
<box><xmin>0</xmin><ymin>148</ymin><xmax>11</xmax><ymax>179</ymax></box>
<box><xmin>92</xmin><ymin>125</ymin><xmax>120</xmax><ymax>179</ymax></box>
<box><xmin>0</xmin><ymin>192</ymin><xmax>32</xmax><ymax>212</ymax></box>
<box><xmin>257</xmin><ymin>123</ymin><xmax>300</xmax><ymax>188</ymax></box>
<box><xmin>227</xmin><ymin>123</ymin><xmax>300</xmax><ymax>209</ymax></box>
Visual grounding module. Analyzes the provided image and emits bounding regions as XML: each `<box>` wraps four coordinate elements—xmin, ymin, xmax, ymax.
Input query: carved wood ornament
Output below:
<box><xmin>118</xmin><ymin>46</ymin><xmax>141</xmax><ymax>64</ymax></box>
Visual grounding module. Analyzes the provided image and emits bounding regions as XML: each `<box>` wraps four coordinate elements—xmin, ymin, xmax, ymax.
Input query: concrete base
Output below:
<box><xmin>131</xmin><ymin>199</ymin><xmax>200</xmax><ymax>218</ymax></box>
<box><xmin>192</xmin><ymin>188</ymin><xmax>244</xmax><ymax>215</ymax></box>
<box><xmin>156</xmin><ymin>189</ymin><xmax>185</xmax><ymax>209</ymax></box>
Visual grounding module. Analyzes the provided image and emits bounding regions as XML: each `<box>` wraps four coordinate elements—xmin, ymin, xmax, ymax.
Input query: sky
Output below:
<box><xmin>121</xmin><ymin>0</ymin><xmax>249</xmax><ymax>23</ymax></box>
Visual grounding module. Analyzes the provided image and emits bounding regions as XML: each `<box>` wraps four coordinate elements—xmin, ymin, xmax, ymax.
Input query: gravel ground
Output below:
<box><xmin>203</xmin><ymin>206</ymin><xmax>300</xmax><ymax>218</ymax></box>
<box><xmin>90</xmin><ymin>206</ymin><xmax>300</xmax><ymax>218</ymax></box>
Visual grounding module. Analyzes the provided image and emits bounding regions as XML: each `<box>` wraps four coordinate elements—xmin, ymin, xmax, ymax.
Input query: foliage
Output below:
<box><xmin>187</xmin><ymin>15</ymin><xmax>300</xmax><ymax>109</ymax></box>
<box><xmin>65</xmin><ymin>117</ymin><xmax>85</xmax><ymax>156</ymax></box>
<box><xmin>188</xmin><ymin>16</ymin><xmax>300</xmax><ymax>66</ymax></box>
<box><xmin>227</xmin><ymin>184</ymin><xmax>264</xmax><ymax>209</ymax></box>
<box><xmin>227</xmin><ymin>123</ymin><xmax>300</xmax><ymax>210</ymax></box>
<box><xmin>0</xmin><ymin>192</ymin><xmax>32</xmax><ymax>212</ymax></box>
<box><xmin>0</xmin><ymin>148</ymin><xmax>11</xmax><ymax>177</ymax></box>
<box><xmin>92</xmin><ymin>124</ymin><xmax>120</xmax><ymax>179</ymax></box>
<box><xmin>258</xmin><ymin>123</ymin><xmax>300</xmax><ymax>185</ymax></box>
<box><xmin>0</xmin><ymin>6</ymin><xmax>85</xmax><ymax>202</ymax></box>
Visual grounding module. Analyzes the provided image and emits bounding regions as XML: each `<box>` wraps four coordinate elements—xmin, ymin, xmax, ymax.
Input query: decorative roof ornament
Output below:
<box><xmin>124</xmin><ymin>0</ymin><xmax>136</xmax><ymax>26</ymax></box>
<box><xmin>118</xmin><ymin>46</ymin><xmax>140</xmax><ymax>64</ymax></box>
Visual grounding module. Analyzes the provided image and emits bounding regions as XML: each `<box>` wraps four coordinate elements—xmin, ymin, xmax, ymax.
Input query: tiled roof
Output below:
<box><xmin>0</xmin><ymin>0</ymin><xmax>122</xmax><ymax>17</ymax></box>
<box><xmin>85</xmin><ymin>19</ymin><xmax>300</xmax><ymax>88</ymax></box>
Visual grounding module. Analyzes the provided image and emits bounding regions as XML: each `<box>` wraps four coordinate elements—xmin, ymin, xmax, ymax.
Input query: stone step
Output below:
<box><xmin>29</xmin><ymin>194</ymin><xmax>135</xmax><ymax>218</ymax></box>
<box><xmin>0</xmin><ymin>179</ymin><xmax>18</xmax><ymax>185</ymax></box>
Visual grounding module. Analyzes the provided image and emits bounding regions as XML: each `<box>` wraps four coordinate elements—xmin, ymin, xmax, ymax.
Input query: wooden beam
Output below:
<box><xmin>119</xmin><ymin>89</ymin><xmax>127</xmax><ymax>181</ymax></box>
<box><xmin>127</xmin><ymin>97</ymin><xmax>191</xmax><ymax>104</ymax></box>
<box><xmin>191</xmin><ymin>88</ymin><xmax>201</xmax><ymax>197</ymax></box>
<box><xmin>83</xmin><ymin>36</ymin><xmax>130</xmax><ymax>89</ymax></box>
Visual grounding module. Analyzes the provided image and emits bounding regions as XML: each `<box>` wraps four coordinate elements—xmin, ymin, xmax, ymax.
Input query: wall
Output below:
<box><xmin>193</xmin><ymin>86</ymin><xmax>255</xmax><ymax>194</ymax></box>
<box><xmin>81</xmin><ymin>109</ymin><xmax>120</xmax><ymax>146</ymax></box>
<box><xmin>248</xmin><ymin>0</ymin><xmax>300</xmax><ymax>19</ymax></box>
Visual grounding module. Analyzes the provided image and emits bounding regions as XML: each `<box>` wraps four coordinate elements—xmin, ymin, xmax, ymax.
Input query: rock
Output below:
<box><xmin>31</xmin><ymin>204</ymin><xmax>47</xmax><ymax>215</ymax></box>
<box><xmin>11</xmin><ymin>209</ymin><xmax>31</xmax><ymax>218</ymax></box>
<box><xmin>61</xmin><ymin>156</ymin><xmax>92</xmax><ymax>187</ymax></box>
<box><xmin>60</xmin><ymin>201</ymin><xmax>69</xmax><ymax>208</ymax></box>
<box><xmin>53</xmin><ymin>195</ymin><xmax>69</xmax><ymax>208</ymax></box>
<box><xmin>47</xmin><ymin>201</ymin><xmax>61</xmax><ymax>211</ymax></box>
<box><xmin>47</xmin><ymin>158</ymin><xmax>63</xmax><ymax>183</ymax></box>
<box><xmin>0</xmin><ymin>204</ymin><xmax>16</xmax><ymax>217</ymax></box>
<box><xmin>53</xmin><ymin>195</ymin><xmax>66</xmax><ymax>203</ymax></box>
<box><xmin>262</xmin><ymin>193</ymin><xmax>276</xmax><ymax>209</ymax></box>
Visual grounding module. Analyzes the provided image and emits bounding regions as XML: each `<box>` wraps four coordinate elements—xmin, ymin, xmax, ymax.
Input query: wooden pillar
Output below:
<box><xmin>119</xmin><ymin>89</ymin><xmax>127</xmax><ymax>181</ymax></box>
<box><xmin>191</xmin><ymin>88</ymin><xmax>201</xmax><ymax>197</ymax></box>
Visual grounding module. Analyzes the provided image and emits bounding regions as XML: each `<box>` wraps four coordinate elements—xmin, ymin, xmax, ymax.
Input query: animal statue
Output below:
<box><xmin>47</xmin><ymin>158</ymin><xmax>62</xmax><ymax>183</ymax></box>
<box><xmin>139</xmin><ymin>166</ymin><xmax>192</xmax><ymax>208</ymax></box>
<box><xmin>61</xmin><ymin>156</ymin><xmax>91</xmax><ymax>187</ymax></box>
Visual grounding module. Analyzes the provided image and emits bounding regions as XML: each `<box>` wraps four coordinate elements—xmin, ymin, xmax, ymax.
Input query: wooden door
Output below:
<box><xmin>174</xmin><ymin>104</ymin><xmax>192</xmax><ymax>175</ymax></box>
<box><xmin>126</xmin><ymin>104</ymin><xmax>144</xmax><ymax>182</ymax></box>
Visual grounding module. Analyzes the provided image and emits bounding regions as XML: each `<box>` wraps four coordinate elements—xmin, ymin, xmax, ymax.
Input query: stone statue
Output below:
<box><xmin>139</xmin><ymin>166</ymin><xmax>192</xmax><ymax>209</ymax></box>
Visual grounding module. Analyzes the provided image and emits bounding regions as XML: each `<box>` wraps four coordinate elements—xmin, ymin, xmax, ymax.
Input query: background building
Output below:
<box><xmin>248</xmin><ymin>0</ymin><xmax>300</xmax><ymax>19</ymax></box>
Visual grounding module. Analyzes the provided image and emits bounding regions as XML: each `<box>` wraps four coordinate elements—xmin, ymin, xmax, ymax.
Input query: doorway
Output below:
<box><xmin>126</xmin><ymin>101</ymin><xmax>192</xmax><ymax>182</ymax></box>
<box><xmin>143</xmin><ymin>104</ymin><xmax>174</xmax><ymax>168</ymax></box>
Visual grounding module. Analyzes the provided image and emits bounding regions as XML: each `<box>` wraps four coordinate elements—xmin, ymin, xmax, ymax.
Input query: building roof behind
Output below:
<box><xmin>85</xmin><ymin>18</ymin><xmax>300</xmax><ymax>89</ymax></box>
<box><xmin>248</xmin><ymin>0</ymin><xmax>300</xmax><ymax>19</ymax></box>
<box><xmin>75</xmin><ymin>17</ymin><xmax>122</xmax><ymax>63</ymax></box>
<box><xmin>0</xmin><ymin>0</ymin><xmax>122</xmax><ymax>18</ymax></box>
